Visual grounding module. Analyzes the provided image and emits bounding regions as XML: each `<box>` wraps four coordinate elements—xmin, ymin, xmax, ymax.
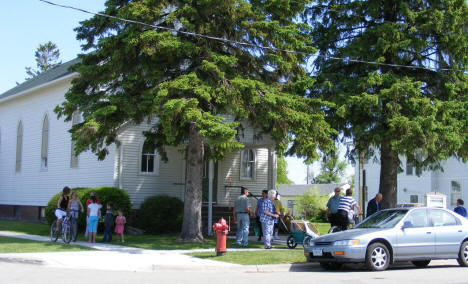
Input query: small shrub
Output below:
<box><xmin>296</xmin><ymin>186</ymin><xmax>329</xmax><ymax>221</ymax></box>
<box><xmin>45</xmin><ymin>186</ymin><xmax>131</xmax><ymax>233</ymax></box>
<box><xmin>138</xmin><ymin>195</ymin><xmax>183</xmax><ymax>234</ymax></box>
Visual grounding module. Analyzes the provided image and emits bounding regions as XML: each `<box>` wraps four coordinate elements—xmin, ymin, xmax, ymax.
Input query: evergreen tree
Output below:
<box><xmin>55</xmin><ymin>0</ymin><xmax>335</xmax><ymax>241</ymax></box>
<box><xmin>25</xmin><ymin>41</ymin><xmax>61</xmax><ymax>79</ymax></box>
<box><xmin>277</xmin><ymin>155</ymin><xmax>293</xmax><ymax>185</ymax></box>
<box><xmin>307</xmin><ymin>0</ymin><xmax>468</xmax><ymax>208</ymax></box>
<box><xmin>314</xmin><ymin>151</ymin><xmax>348</xmax><ymax>184</ymax></box>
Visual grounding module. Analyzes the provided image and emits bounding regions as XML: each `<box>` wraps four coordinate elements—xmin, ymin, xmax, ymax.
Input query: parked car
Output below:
<box><xmin>303</xmin><ymin>207</ymin><xmax>468</xmax><ymax>271</ymax></box>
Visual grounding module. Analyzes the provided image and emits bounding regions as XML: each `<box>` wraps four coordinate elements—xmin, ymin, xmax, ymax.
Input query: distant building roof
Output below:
<box><xmin>278</xmin><ymin>183</ymin><xmax>349</xmax><ymax>197</ymax></box>
<box><xmin>0</xmin><ymin>58</ymin><xmax>80</xmax><ymax>102</ymax></box>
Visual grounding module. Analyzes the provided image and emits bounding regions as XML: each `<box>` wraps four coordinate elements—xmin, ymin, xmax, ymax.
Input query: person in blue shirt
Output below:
<box><xmin>255</xmin><ymin>190</ymin><xmax>268</xmax><ymax>241</ymax></box>
<box><xmin>454</xmin><ymin>199</ymin><xmax>467</xmax><ymax>217</ymax></box>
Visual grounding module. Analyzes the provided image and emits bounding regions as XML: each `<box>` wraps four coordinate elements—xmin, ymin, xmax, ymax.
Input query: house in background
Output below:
<box><xmin>278</xmin><ymin>183</ymin><xmax>348</xmax><ymax>217</ymax></box>
<box><xmin>0</xmin><ymin>59</ymin><xmax>278</xmax><ymax>225</ymax></box>
<box><xmin>355</xmin><ymin>155</ymin><xmax>468</xmax><ymax>211</ymax></box>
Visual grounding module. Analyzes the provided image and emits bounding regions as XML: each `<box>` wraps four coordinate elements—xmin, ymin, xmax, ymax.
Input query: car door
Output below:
<box><xmin>430</xmin><ymin>209</ymin><xmax>465</xmax><ymax>258</ymax></box>
<box><xmin>395</xmin><ymin>209</ymin><xmax>435</xmax><ymax>260</ymax></box>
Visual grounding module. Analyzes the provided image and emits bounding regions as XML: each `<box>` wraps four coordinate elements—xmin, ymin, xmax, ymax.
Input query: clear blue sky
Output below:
<box><xmin>0</xmin><ymin>0</ymin><xmax>106</xmax><ymax>94</ymax></box>
<box><xmin>0</xmin><ymin>0</ymin><xmax>354</xmax><ymax>184</ymax></box>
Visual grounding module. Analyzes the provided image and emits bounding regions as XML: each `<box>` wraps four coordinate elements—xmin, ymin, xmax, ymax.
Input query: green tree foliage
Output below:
<box><xmin>277</xmin><ymin>155</ymin><xmax>293</xmax><ymax>185</ymax></box>
<box><xmin>307</xmin><ymin>0</ymin><xmax>468</xmax><ymax>208</ymax></box>
<box><xmin>296</xmin><ymin>187</ymin><xmax>328</xmax><ymax>220</ymax></box>
<box><xmin>314</xmin><ymin>151</ymin><xmax>348</xmax><ymax>184</ymax></box>
<box><xmin>55</xmin><ymin>0</ymin><xmax>335</xmax><ymax>241</ymax></box>
<box><xmin>25</xmin><ymin>41</ymin><xmax>61</xmax><ymax>79</ymax></box>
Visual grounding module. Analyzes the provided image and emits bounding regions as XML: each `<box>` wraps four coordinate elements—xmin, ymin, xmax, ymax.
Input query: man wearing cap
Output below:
<box><xmin>233</xmin><ymin>187</ymin><xmax>253</xmax><ymax>247</ymax></box>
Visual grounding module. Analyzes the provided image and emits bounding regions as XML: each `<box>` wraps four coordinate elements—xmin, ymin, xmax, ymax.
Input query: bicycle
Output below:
<box><xmin>50</xmin><ymin>215</ymin><xmax>73</xmax><ymax>244</ymax></box>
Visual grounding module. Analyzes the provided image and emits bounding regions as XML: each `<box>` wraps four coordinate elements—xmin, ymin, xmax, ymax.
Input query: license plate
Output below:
<box><xmin>312</xmin><ymin>249</ymin><xmax>323</xmax><ymax>256</ymax></box>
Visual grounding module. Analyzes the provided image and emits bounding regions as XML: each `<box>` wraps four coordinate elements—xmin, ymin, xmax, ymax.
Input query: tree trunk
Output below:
<box><xmin>179</xmin><ymin>123</ymin><xmax>204</xmax><ymax>242</ymax></box>
<box><xmin>379</xmin><ymin>143</ymin><xmax>399</xmax><ymax>209</ymax></box>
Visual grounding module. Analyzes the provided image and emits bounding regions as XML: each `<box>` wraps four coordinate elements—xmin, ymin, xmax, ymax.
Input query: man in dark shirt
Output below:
<box><xmin>366</xmin><ymin>193</ymin><xmax>383</xmax><ymax>218</ymax></box>
<box><xmin>454</xmin><ymin>199</ymin><xmax>467</xmax><ymax>217</ymax></box>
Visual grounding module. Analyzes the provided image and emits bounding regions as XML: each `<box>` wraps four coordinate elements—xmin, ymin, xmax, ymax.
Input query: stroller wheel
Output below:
<box><xmin>287</xmin><ymin>236</ymin><xmax>297</xmax><ymax>249</ymax></box>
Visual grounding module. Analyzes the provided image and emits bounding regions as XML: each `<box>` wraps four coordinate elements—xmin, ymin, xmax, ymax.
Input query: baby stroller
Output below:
<box><xmin>286</xmin><ymin>219</ymin><xmax>320</xmax><ymax>249</ymax></box>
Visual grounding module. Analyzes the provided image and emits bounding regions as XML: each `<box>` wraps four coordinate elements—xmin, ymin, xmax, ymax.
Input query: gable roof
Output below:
<box><xmin>0</xmin><ymin>58</ymin><xmax>79</xmax><ymax>102</ymax></box>
<box><xmin>278</xmin><ymin>183</ymin><xmax>349</xmax><ymax>197</ymax></box>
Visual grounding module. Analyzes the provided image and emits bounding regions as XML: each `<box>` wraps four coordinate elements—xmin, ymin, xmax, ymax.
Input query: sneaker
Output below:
<box><xmin>265</xmin><ymin>246</ymin><xmax>272</xmax><ymax>249</ymax></box>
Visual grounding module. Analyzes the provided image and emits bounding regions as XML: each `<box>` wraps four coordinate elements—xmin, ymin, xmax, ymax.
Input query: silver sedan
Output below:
<box><xmin>303</xmin><ymin>207</ymin><xmax>468</xmax><ymax>271</ymax></box>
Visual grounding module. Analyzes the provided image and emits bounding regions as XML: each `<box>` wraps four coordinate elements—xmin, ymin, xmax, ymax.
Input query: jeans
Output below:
<box><xmin>235</xmin><ymin>213</ymin><xmax>250</xmax><ymax>246</ymax></box>
<box><xmin>261</xmin><ymin>221</ymin><xmax>274</xmax><ymax>248</ymax></box>
<box><xmin>102</xmin><ymin>225</ymin><xmax>112</xmax><ymax>242</ymax></box>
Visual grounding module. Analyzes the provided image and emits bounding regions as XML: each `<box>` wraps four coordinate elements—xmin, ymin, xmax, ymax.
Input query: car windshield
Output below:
<box><xmin>355</xmin><ymin>210</ymin><xmax>408</xmax><ymax>229</ymax></box>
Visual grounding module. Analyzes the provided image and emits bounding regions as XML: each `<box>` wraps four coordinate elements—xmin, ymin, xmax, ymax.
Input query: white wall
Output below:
<box><xmin>356</xmin><ymin>153</ymin><xmax>468</xmax><ymax>208</ymax></box>
<box><xmin>0</xmin><ymin>78</ymin><xmax>115</xmax><ymax>206</ymax></box>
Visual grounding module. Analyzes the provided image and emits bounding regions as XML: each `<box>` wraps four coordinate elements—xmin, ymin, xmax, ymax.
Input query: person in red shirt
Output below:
<box><xmin>85</xmin><ymin>191</ymin><xmax>101</xmax><ymax>238</ymax></box>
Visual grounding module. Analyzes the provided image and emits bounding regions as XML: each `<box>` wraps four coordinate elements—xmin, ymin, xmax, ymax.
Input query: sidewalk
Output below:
<box><xmin>0</xmin><ymin>231</ymin><xmax>293</xmax><ymax>272</ymax></box>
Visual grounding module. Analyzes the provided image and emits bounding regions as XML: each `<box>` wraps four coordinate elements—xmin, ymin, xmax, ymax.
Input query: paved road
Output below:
<box><xmin>1</xmin><ymin>260</ymin><xmax>467</xmax><ymax>284</ymax></box>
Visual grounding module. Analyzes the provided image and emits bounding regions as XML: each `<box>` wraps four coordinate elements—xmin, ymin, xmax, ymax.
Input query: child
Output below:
<box><xmin>85</xmin><ymin>191</ymin><xmax>101</xmax><ymax>238</ymax></box>
<box><xmin>102</xmin><ymin>202</ymin><xmax>114</xmax><ymax>242</ymax></box>
<box><xmin>87</xmin><ymin>195</ymin><xmax>102</xmax><ymax>243</ymax></box>
<box><xmin>67</xmin><ymin>192</ymin><xmax>84</xmax><ymax>242</ymax></box>
<box><xmin>114</xmin><ymin>209</ymin><xmax>126</xmax><ymax>243</ymax></box>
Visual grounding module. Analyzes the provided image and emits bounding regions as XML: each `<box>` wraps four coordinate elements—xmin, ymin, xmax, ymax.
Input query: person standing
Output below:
<box><xmin>260</xmin><ymin>189</ymin><xmax>279</xmax><ymax>249</ymax></box>
<box><xmin>454</xmin><ymin>199</ymin><xmax>467</xmax><ymax>217</ymax></box>
<box><xmin>101</xmin><ymin>202</ymin><xmax>114</xmax><ymax>242</ymax></box>
<box><xmin>255</xmin><ymin>190</ymin><xmax>268</xmax><ymax>241</ymax></box>
<box><xmin>85</xmin><ymin>191</ymin><xmax>101</xmax><ymax>239</ymax></box>
<box><xmin>87</xmin><ymin>195</ymin><xmax>102</xmax><ymax>243</ymax></box>
<box><xmin>325</xmin><ymin>187</ymin><xmax>341</xmax><ymax>228</ymax></box>
<box><xmin>273</xmin><ymin>192</ymin><xmax>284</xmax><ymax>240</ymax></box>
<box><xmin>233</xmin><ymin>187</ymin><xmax>252</xmax><ymax>247</ymax></box>
<box><xmin>366</xmin><ymin>193</ymin><xmax>383</xmax><ymax>218</ymax></box>
<box><xmin>336</xmin><ymin>188</ymin><xmax>362</xmax><ymax>231</ymax></box>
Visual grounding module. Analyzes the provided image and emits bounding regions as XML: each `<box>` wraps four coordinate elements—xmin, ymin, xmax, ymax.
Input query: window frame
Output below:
<box><xmin>41</xmin><ymin>114</ymin><xmax>49</xmax><ymax>170</ymax></box>
<box><xmin>70</xmin><ymin>112</ymin><xmax>80</xmax><ymax>168</ymax></box>
<box><xmin>240</xmin><ymin>148</ymin><xmax>256</xmax><ymax>180</ymax></box>
<box><xmin>139</xmin><ymin>139</ymin><xmax>160</xmax><ymax>175</ymax></box>
<box><xmin>16</xmin><ymin>121</ymin><xmax>23</xmax><ymax>172</ymax></box>
<box><xmin>450</xmin><ymin>180</ymin><xmax>462</xmax><ymax>207</ymax></box>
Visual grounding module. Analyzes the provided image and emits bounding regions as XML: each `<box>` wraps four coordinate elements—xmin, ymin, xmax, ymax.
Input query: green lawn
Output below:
<box><xmin>312</xmin><ymin>221</ymin><xmax>331</xmax><ymax>236</ymax></box>
<box><xmin>0</xmin><ymin>219</ymin><xmax>288</xmax><ymax>250</ymax></box>
<box><xmin>188</xmin><ymin>249</ymin><xmax>307</xmax><ymax>265</ymax></box>
<box><xmin>0</xmin><ymin>236</ymin><xmax>91</xmax><ymax>253</ymax></box>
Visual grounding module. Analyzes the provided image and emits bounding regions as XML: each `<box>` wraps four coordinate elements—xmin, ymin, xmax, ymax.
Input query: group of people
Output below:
<box><xmin>325</xmin><ymin>187</ymin><xmax>369</xmax><ymax>231</ymax></box>
<box><xmin>54</xmin><ymin>186</ymin><xmax>126</xmax><ymax>243</ymax></box>
<box><xmin>233</xmin><ymin>187</ymin><xmax>283</xmax><ymax>249</ymax></box>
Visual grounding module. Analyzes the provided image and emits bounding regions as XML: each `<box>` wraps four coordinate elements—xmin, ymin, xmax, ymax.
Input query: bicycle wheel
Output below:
<box><xmin>62</xmin><ymin>218</ymin><xmax>72</xmax><ymax>244</ymax></box>
<box><xmin>50</xmin><ymin>220</ymin><xmax>59</xmax><ymax>242</ymax></box>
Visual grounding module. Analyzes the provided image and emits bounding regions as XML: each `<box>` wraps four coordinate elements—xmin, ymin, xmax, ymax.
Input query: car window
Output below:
<box><xmin>355</xmin><ymin>210</ymin><xmax>408</xmax><ymax>229</ymax></box>
<box><xmin>405</xmin><ymin>209</ymin><xmax>429</xmax><ymax>228</ymax></box>
<box><xmin>431</xmin><ymin>210</ymin><xmax>459</xmax><ymax>227</ymax></box>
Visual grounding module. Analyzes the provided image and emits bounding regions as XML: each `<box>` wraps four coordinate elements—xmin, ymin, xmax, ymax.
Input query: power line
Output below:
<box><xmin>38</xmin><ymin>0</ymin><xmax>466</xmax><ymax>73</ymax></box>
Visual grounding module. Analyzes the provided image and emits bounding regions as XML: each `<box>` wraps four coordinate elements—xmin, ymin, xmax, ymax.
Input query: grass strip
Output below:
<box><xmin>0</xmin><ymin>236</ymin><xmax>91</xmax><ymax>253</ymax></box>
<box><xmin>188</xmin><ymin>249</ymin><xmax>306</xmax><ymax>265</ymax></box>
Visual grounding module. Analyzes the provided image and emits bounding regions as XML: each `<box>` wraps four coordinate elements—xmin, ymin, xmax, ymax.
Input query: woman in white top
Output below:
<box><xmin>87</xmin><ymin>195</ymin><xmax>102</xmax><ymax>243</ymax></box>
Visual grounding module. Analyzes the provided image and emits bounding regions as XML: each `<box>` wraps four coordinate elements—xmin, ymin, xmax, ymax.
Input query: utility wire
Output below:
<box><xmin>38</xmin><ymin>0</ymin><xmax>466</xmax><ymax>73</ymax></box>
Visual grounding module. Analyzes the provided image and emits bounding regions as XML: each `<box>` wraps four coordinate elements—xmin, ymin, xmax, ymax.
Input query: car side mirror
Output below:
<box><xmin>402</xmin><ymin>221</ymin><xmax>413</xmax><ymax>229</ymax></box>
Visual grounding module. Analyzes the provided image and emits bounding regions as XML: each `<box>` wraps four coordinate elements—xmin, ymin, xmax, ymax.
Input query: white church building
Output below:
<box><xmin>0</xmin><ymin>59</ymin><xmax>278</xmax><ymax>221</ymax></box>
<box><xmin>355</xmin><ymin>155</ymin><xmax>468</xmax><ymax>210</ymax></box>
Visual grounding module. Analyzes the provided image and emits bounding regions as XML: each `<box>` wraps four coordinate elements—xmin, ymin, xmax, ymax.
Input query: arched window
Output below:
<box><xmin>70</xmin><ymin>112</ymin><xmax>80</xmax><ymax>168</ymax></box>
<box><xmin>240</xmin><ymin>149</ymin><xmax>256</xmax><ymax>179</ymax></box>
<box><xmin>41</xmin><ymin>115</ymin><xmax>49</xmax><ymax>169</ymax></box>
<box><xmin>141</xmin><ymin>139</ymin><xmax>159</xmax><ymax>174</ymax></box>
<box><xmin>16</xmin><ymin>121</ymin><xmax>23</xmax><ymax>172</ymax></box>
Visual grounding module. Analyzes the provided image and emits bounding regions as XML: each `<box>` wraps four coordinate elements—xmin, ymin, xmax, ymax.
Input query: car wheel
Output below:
<box><xmin>412</xmin><ymin>260</ymin><xmax>431</xmax><ymax>268</ymax></box>
<box><xmin>457</xmin><ymin>241</ymin><xmax>468</xmax><ymax>267</ymax></box>
<box><xmin>287</xmin><ymin>236</ymin><xmax>297</xmax><ymax>249</ymax></box>
<box><xmin>366</xmin><ymin>242</ymin><xmax>390</xmax><ymax>271</ymax></box>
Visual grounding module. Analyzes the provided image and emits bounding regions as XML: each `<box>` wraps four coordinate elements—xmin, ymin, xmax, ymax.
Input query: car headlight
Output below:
<box><xmin>333</xmin><ymin>240</ymin><xmax>360</xmax><ymax>246</ymax></box>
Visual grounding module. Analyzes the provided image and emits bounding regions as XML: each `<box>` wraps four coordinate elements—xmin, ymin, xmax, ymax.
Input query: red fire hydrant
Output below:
<box><xmin>213</xmin><ymin>218</ymin><xmax>229</xmax><ymax>256</ymax></box>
